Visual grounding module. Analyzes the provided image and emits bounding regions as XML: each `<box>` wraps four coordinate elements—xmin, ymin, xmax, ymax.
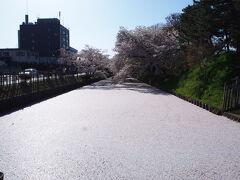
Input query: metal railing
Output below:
<box><xmin>0</xmin><ymin>72</ymin><xmax>81</xmax><ymax>87</ymax></box>
<box><xmin>0</xmin><ymin>72</ymin><xmax>83</xmax><ymax>101</ymax></box>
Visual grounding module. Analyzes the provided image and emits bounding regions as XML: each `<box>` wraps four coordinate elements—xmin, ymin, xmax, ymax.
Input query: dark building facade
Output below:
<box><xmin>18</xmin><ymin>15</ymin><xmax>70</xmax><ymax>58</ymax></box>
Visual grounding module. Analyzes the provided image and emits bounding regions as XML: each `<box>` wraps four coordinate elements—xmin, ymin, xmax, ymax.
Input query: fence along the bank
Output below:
<box><xmin>223</xmin><ymin>77</ymin><xmax>240</xmax><ymax>111</ymax></box>
<box><xmin>0</xmin><ymin>72</ymin><xmax>82</xmax><ymax>101</ymax></box>
<box><xmin>0</xmin><ymin>72</ymin><xmax>76</xmax><ymax>87</ymax></box>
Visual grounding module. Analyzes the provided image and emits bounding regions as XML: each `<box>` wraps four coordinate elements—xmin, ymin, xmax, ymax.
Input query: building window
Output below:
<box><xmin>2</xmin><ymin>52</ymin><xmax>10</xmax><ymax>56</ymax></box>
<box><xmin>16</xmin><ymin>51</ymin><xmax>25</xmax><ymax>56</ymax></box>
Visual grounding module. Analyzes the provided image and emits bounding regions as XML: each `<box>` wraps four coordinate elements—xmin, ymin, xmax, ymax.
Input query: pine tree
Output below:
<box><xmin>178</xmin><ymin>0</ymin><xmax>240</xmax><ymax>54</ymax></box>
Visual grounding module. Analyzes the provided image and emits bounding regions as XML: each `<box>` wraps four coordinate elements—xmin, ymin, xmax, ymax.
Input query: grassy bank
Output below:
<box><xmin>154</xmin><ymin>52</ymin><xmax>240</xmax><ymax>109</ymax></box>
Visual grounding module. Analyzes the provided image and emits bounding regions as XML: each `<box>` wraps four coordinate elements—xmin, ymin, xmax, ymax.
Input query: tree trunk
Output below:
<box><xmin>236</xmin><ymin>42</ymin><xmax>240</xmax><ymax>56</ymax></box>
<box><xmin>225</xmin><ymin>33</ymin><xmax>230</xmax><ymax>52</ymax></box>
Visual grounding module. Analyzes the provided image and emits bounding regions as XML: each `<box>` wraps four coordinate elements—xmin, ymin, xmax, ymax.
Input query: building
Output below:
<box><xmin>0</xmin><ymin>15</ymin><xmax>77</xmax><ymax>67</ymax></box>
<box><xmin>0</xmin><ymin>48</ymin><xmax>39</xmax><ymax>64</ymax></box>
<box><xmin>68</xmin><ymin>47</ymin><xmax>78</xmax><ymax>55</ymax></box>
<box><xmin>18</xmin><ymin>15</ymin><xmax>71</xmax><ymax>59</ymax></box>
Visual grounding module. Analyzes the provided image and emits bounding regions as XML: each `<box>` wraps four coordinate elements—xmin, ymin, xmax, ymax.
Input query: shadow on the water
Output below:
<box><xmin>0</xmin><ymin>93</ymin><xmax>65</xmax><ymax>118</ymax></box>
<box><xmin>0</xmin><ymin>78</ymin><xmax>169</xmax><ymax>117</ymax></box>
<box><xmin>79</xmin><ymin>78</ymin><xmax>170</xmax><ymax>96</ymax></box>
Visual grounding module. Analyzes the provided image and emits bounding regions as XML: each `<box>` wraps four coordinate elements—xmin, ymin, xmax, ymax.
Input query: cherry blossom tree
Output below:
<box><xmin>58</xmin><ymin>45</ymin><xmax>111</xmax><ymax>78</ymax></box>
<box><xmin>74</xmin><ymin>45</ymin><xmax>111</xmax><ymax>76</ymax></box>
<box><xmin>112</xmin><ymin>21</ymin><xmax>182</xmax><ymax>82</ymax></box>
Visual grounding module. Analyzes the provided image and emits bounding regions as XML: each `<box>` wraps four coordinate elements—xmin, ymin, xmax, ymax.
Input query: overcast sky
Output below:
<box><xmin>0</xmin><ymin>0</ymin><xmax>193</xmax><ymax>56</ymax></box>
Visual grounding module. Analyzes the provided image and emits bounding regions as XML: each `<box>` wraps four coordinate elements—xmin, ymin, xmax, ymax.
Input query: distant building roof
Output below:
<box><xmin>68</xmin><ymin>47</ymin><xmax>78</xmax><ymax>53</ymax></box>
<box><xmin>37</xmin><ymin>18</ymin><xmax>60</xmax><ymax>24</ymax></box>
